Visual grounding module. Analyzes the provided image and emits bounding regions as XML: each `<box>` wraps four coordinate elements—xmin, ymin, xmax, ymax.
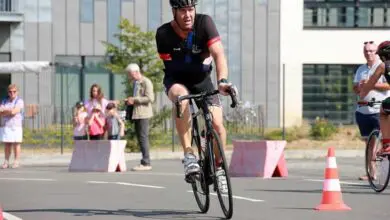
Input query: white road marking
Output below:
<box><xmin>121</xmin><ymin>172</ymin><xmax>182</xmax><ymax>176</ymax></box>
<box><xmin>304</xmin><ymin>179</ymin><xmax>368</xmax><ymax>186</ymax></box>
<box><xmin>87</xmin><ymin>181</ymin><xmax>165</xmax><ymax>189</ymax></box>
<box><xmin>187</xmin><ymin>191</ymin><xmax>264</xmax><ymax>203</ymax></box>
<box><xmin>3</xmin><ymin>212</ymin><xmax>23</xmax><ymax>220</ymax></box>
<box><xmin>87</xmin><ymin>181</ymin><xmax>110</xmax><ymax>184</ymax></box>
<box><xmin>115</xmin><ymin>182</ymin><xmax>165</xmax><ymax>189</ymax></box>
<box><xmin>0</xmin><ymin>177</ymin><xmax>56</xmax><ymax>182</ymax></box>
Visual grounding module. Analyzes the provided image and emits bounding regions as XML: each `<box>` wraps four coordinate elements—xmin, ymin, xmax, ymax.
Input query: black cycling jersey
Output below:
<box><xmin>156</xmin><ymin>14</ymin><xmax>220</xmax><ymax>84</ymax></box>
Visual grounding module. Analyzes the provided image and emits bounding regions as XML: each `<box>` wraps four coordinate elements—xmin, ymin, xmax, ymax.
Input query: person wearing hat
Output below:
<box><xmin>73</xmin><ymin>101</ymin><xmax>88</xmax><ymax>140</ymax></box>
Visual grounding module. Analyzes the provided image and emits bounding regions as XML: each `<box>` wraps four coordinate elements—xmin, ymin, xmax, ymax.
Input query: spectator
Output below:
<box><xmin>85</xmin><ymin>84</ymin><xmax>109</xmax><ymax>115</ymax></box>
<box><xmin>73</xmin><ymin>101</ymin><xmax>88</xmax><ymax>140</ymax></box>
<box><xmin>125</xmin><ymin>63</ymin><xmax>154</xmax><ymax>171</ymax></box>
<box><xmin>88</xmin><ymin>104</ymin><xmax>106</xmax><ymax>140</ymax></box>
<box><xmin>0</xmin><ymin>84</ymin><xmax>24</xmax><ymax>169</ymax></box>
<box><xmin>354</xmin><ymin>41</ymin><xmax>390</xmax><ymax>180</ymax></box>
<box><xmin>105</xmin><ymin>102</ymin><xmax>125</xmax><ymax>140</ymax></box>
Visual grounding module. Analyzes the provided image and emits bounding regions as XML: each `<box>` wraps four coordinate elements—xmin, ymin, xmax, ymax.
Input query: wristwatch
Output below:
<box><xmin>217</xmin><ymin>78</ymin><xmax>228</xmax><ymax>85</ymax></box>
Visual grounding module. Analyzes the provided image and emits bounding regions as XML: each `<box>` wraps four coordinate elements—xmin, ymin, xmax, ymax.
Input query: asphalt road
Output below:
<box><xmin>0</xmin><ymin>157</ymin><xmax>389</xmax><ymax>220</ymax></box>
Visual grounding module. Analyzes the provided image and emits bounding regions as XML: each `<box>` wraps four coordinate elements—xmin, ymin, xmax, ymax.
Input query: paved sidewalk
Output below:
<box><xmin>0</xmin><ymin>148</ymin><xmax>364</xmax><ymax>166</ymax></box>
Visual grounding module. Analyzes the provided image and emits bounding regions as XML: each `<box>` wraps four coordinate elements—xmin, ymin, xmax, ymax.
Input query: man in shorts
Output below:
<box><xmin>354</xmin><ymin>41</ymin><xmax>390</xmax><ymax>180</ymax></box>
<box><xmin>360</xmin><ymin>40</ymin><xmax>390</xmax><ymax>157</ymax></box>
<box><xmin>155</xmin><ymin>0</ymin><xmax>235</xmax><ymax>188</ymax></box>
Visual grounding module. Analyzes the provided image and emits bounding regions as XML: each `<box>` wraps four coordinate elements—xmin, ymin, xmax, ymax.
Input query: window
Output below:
<box><xmin>55</xmin><ymin>55</ymin><xmax>127</xmax><ymax>109</ymax></box>
<box><xmin>304</xmin><ymin>0</ymin><xmax>390</xmax><ymax>28</ymax></box>
<box><xmin>302</xmin><ymin>64</ymin><xmax>359</xmax><ymax>124</ymax></box>
<box><xmin>55</xmin><ymin>56</ymin><xmax>82</xmax><ymax>110</ymax></box>
<box><xmin>148</xmin><ymin>0</ymin><xmax>161</xmax><ymax>31</ymax></box>
<box><xmin>80</xmin><ymin>0</ymin><xmax>94</xmax><ymax>23</ymax></box>
<box><xmin>107</xmin><ymin>0</ymin><xmax>121</xmax><ymax>46</ymax></box>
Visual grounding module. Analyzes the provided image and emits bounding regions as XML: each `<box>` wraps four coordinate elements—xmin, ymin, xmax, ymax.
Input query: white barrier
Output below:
<box><xmin>69</xmin><ymin>140</ymin><xmax>127</xmax><ymax>172</ymax></box>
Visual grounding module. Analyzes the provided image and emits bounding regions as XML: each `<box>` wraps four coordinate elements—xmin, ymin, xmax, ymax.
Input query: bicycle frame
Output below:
<box><xmin>187</xmin><ymin>94</ymin><xmax>219</xmax><ymax>185</ymax></box>
<box><xmin>177</xmin><ymin>89</ymin><xmax>237</xmax><ymax>185</ymax></box>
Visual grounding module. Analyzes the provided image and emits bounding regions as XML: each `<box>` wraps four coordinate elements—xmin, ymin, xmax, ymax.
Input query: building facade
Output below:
<box><xmin>0</xmin><ymin>0</ymin><xmax>388</xmax><ymax>128</ymax></box>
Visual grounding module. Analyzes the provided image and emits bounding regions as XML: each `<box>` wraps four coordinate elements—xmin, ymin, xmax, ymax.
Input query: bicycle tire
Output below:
<box><xmin>208</xmin><ymin>128</ymin><xmax>233</xmax><ymax>219</ymax></box>
<box><xmin>190</xmin><ymin>125</ymin><xmax>210</xmax><ymax>213</ymax></box>
<box><xmin>365</xmin><ymin>129</ymin><xmax>390</xmax><ymax>192</ymax></box>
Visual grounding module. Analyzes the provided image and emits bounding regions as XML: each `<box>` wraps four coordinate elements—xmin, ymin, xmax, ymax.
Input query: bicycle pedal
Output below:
<box><xmin>185</xmin><ymin>175</ymin><xmax>195</xmax><ymax>184</ymax></box>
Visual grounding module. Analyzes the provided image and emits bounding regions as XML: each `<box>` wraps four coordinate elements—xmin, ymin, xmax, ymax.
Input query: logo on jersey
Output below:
<box><xmin>192</xmin><ymin>45</ymin><xmax>202</xmax><ymax>54</ymax></box>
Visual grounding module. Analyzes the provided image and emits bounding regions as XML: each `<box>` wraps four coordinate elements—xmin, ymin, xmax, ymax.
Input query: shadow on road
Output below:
<box><xmin>6</xmin><ymin>208</ymin><xmax>225</xmax><ymax>220</ymax></box>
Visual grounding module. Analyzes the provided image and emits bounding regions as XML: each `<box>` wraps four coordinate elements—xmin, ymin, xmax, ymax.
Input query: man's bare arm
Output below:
<box><xmin>360</xmin><ymin>63</ymin><xmax>385</xmax><ymax>98</ymax></box>
<box><xmin>209</xmin><ymin>41</ymin><xmax>228</xmax><ymax>81</ymax></box>
<box><xmin>374</xmin><ymin>82</ymin><xmax>390</xmax><ymax>91</ymax></box>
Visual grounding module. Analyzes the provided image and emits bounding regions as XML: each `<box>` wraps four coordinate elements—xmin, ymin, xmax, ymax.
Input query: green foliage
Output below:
<box><xmin>23</xmin><ymin>125</ymin><xmax>74</xmax><ymax>147</ymax></box>
<box><xmin>103</xmin><ymin>18</ymin><xmax>173</xmax><ymax>152</ymax></box>
<box><xmin>264</xmin><ymin>125</ymin><xmax>310</xmax><ymax>142</ymax></box>
<box><xmin>310</xmin><ymin>117</ymin><xmax>338</xmax><ymax>140</ymax></box>
<box><xmin>103</xmin><ymin>18</ymin><xmax>164</xmax><ymax>94</ymax></box>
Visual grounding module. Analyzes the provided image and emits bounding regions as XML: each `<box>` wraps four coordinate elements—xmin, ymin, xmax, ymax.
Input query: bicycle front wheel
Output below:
<box><xmin>190</xmin><ymin>129</ymin><xmax>210</xmax><ymax>213</ymax></box>
<box><xmin>208</xmin><ymin>129</ymin><xmax>233</xmax><ymax>219</ymax></box>
<box><xmin>365</xmin><ymin>129</ymin><xmax>390</xmax><ymax>192</ymax></box>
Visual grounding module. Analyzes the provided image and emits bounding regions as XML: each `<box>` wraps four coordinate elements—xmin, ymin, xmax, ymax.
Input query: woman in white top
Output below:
<box><xmin>84</xmin><ymin>84</ymin><xmax>108</xmax><ymax>115</ymax></box>
<box><xmin>0</xmin><ymin>84</ymin><xmax>24</xmax><ymax>169</ymax></box>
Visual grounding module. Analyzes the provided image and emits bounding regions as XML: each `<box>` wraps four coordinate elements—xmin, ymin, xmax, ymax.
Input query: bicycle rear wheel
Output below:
<box><xmin>208</xmin><ymin>129</ymin><xmax>233</xmax><ymax>219</ymax></box>
<box><xmin>365</xmin><ymin>129</ymin><xmax>390</xmax><ymax>192</ymax></box>
<box><xmin>190</xmin><ymin>127</ymin><xmax>210</xmax><ymax>213</ymax></box>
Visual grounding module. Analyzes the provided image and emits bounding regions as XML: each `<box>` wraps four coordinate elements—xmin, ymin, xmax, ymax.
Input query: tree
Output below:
<box><xmin>103</xmin><ymin>18</ymin><xmax>164</xmax><ymax>93</ymax></box>
<box><xmin>103</xmin><ymin>18</ymin><xmax>170</xmax><ymax>151</ymax></box>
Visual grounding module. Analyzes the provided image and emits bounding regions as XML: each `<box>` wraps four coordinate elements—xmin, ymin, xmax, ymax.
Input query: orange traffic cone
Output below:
<box><xmin>315</xmin><ymin>147</ymin><xmax>351</xmax><ymax>211</ymax></box>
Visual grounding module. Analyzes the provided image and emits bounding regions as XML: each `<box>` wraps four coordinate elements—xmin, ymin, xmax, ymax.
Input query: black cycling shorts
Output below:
<box><xmin>163</xmin><ymin>75</ymin><xmax>221</xmax><ymax>107</ymax></box>
<box><xmin>382</xmin><ymin>97</ymin><xmax>390</xmax><ymax>114</ymax></box>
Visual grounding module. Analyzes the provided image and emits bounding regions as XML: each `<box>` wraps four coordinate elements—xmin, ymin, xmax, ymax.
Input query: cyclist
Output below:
<box><xmin>360</xmin><ymin>40</ymin><xmax>390</xmax><ymax>155</ymax></box>
<box><xmin>155</xmin><ymin>0</ymin><xmax>234</xmax><ymax>186</ymax></box>
<box><xmin>354</xmin><ymin>41</ymin><xmax>390</xmax><ymax>180</ymax></box>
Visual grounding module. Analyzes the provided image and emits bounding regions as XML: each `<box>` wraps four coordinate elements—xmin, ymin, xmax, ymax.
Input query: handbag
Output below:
<box><xmin>125</xmin><ymin>104</ymin><xmax>134</xmax><ymax>122</ymax></box>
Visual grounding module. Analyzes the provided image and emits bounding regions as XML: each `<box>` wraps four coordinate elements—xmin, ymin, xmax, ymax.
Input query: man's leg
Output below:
<box><xmin>167</xmin><ymin>83</ymin><xmax>200</xmax><ymax>175</ymax></box>
<box><xmin>209</xmin><ymin>106</ymin><xmax>226</xmax><ymax>165</ymax></box>
<box><xmin>210</xmin><ymin>104</ymin><xmax>229</xmax><ymax>194</ymax></box>
<box><xmin>132</xmin><ymin>119</ymin><xmax>151</xmax><ymax>171</ymax></box>
<box><xmin>138</xmin><ymin>119</ymin><xmax>151</xmax><ymax>166</ymax></box>
<box><xmin>355</xmin><ymin>111</ymin><xmax>371</xmax><ymax>180</ymax></box>
<box><xmin>168</xmin><ymin>84</ymin><xmax>192</xmax><ymax>154</ymax></box>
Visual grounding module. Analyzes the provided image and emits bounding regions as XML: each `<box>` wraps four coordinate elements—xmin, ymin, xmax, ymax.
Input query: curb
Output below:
<box><xmin>0</xmin><ymin>149</ymin><xmax>364</xmax><ymax>166</ymax></box>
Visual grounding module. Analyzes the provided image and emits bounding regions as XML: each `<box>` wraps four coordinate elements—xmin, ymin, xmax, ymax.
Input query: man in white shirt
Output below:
<box><xmin>354</xmin><ymin>41</ymin><xmax>390</xmax><ymax>180</ymax></box>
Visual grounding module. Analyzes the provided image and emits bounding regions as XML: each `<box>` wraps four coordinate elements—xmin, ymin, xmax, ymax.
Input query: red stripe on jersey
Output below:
<box><xmin>207</xmin><ymin>36</ymin><xmax>221</xmax><ymax>47</ymax></box>
<box><xmin>159</xmin><ymin>53</ymin><xmax>172</xmax><ymax>61</ymax></box>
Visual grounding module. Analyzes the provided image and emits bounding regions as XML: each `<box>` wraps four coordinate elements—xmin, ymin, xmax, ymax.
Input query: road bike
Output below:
<box><xmin>358</xmin><ymin>99</ymin><xmax>390</xmax><ymax>192</ymax></box>
<box><xmin>175</xmin><ymin>88</ymin><xmax>238</xmax><ymax>219</ymax></box>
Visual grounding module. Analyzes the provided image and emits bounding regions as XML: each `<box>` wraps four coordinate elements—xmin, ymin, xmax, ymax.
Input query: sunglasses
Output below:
<box><xmin>8</xmin><ymin>90</ymin><xmax>16</xmax><ymax>93</ymax></box>
<box><xmin>364</xmin><ymin>41</ymin><xmax>374</xmax><ymax>45</ymax></box>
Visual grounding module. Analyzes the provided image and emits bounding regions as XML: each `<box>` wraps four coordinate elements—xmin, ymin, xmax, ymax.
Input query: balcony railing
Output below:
<box><xmin>0</xmin><ymin>0</ymin><xmax>22</xmax><ymax>22</ymax></box>
<box><xmin>0</xmin><ymin>0</ymin><xmax>14</xmax><ymax>12</ymax></box>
